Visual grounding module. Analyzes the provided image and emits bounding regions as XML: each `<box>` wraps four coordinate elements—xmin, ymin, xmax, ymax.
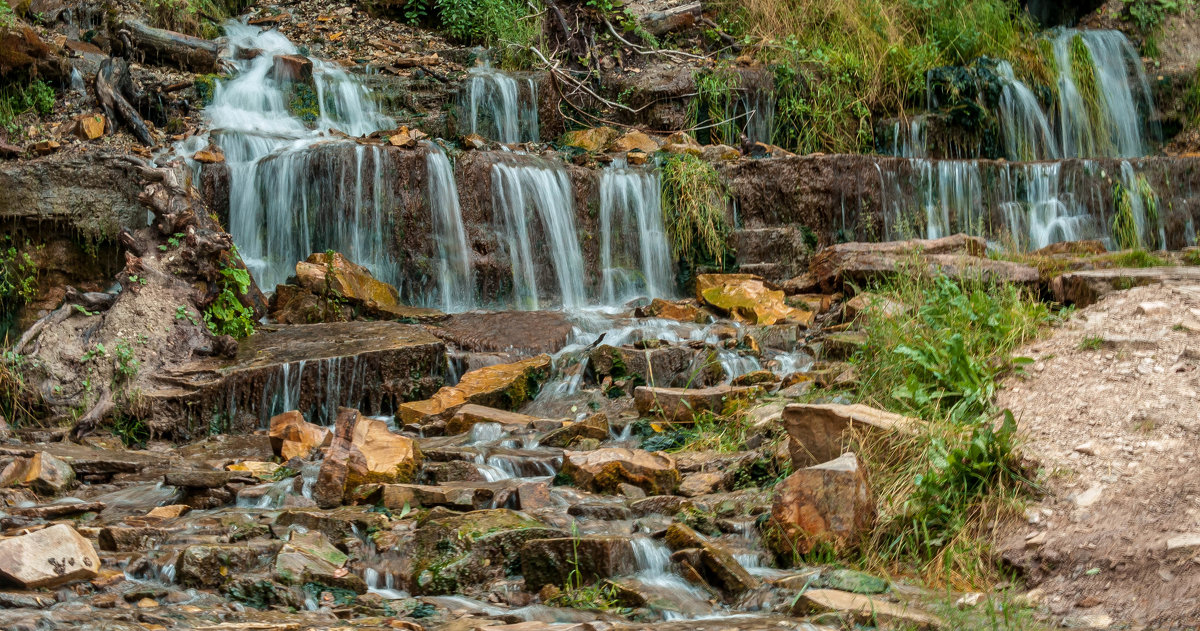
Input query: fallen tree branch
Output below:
<box><xmin>528</xmin><ymin>46</ymin><xmax>647</xmax><ymax>114</ymax></box>
<box><xmin>70</xmin><ymin>389</ymin><xmax>115</xmax><ymax>441</ymax></box>
<box><xmin>603</xmin><ymin>18</ymin><xmax>705</xmax><ymax>61</ymax></box>
<box><xmin>118</xmin><ymin>19</ymin><xmax>219</xmax><ymax>73</ymax></box>
<box><xmin>97</xmin><ymin>58</ymin><xmax>154</xmax><ymax>146</ymax></box>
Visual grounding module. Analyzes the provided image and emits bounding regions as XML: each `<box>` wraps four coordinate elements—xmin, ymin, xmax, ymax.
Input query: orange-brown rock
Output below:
<box><xmin>444</xmin><ymin>404</ymin><xmax>541</xmax><ymax>435</ymax></box>
<box><xmin>269</xmin><ymin>410</ymin><xmax>332</xmax><ymax>460</ymax></box>
<box><xmin>398</xmin><ymin>355</ymin><xmax>550</xmax><ymax>424</ymax></box>
<box><xmin>313</xmin><ymin>407</ymin><xmax>421</xmax><ymax>507</ymax></box>
<box><xmin>73</xmin><ymin>114</ymin><xmax>106</xmax><ymax>140</ymax></box>
<box><xmin>193</xmin><ymin>148</ymin><xmax>224</xmax><ymax>163</ymax></box>
<box><xmin>611</xmin><ymin>130</ymin><xmax>659</xmax><ymax>154</ymax></box>
<box><xmin>562</xmin><ymin>127</ymin><xmax>619</xmax><ymax>153</ymax></box>
<box><xmin>559</xmin><ymin>448</ymin><xmax>680</xmax><ymax>495</ymax></box>
<box><xmin>634</xmin><ymin>298</ymin><xmax>706</xmax><ymax>323</ymax></box>
<box><xmin>695</xmin><ymin>274</ymin><xmax>813</xmax><ymax>326</ymax></box>
<box><xmin>0</xmin><ymin>451</ymin><xmax>75</xmax><ymax>495</ymax></box>
<box><xmin>783</xmin><ymin>403</ymin><xmax>915</xmax><ymax>468</ymax></box>
<box><xmin>766</xmin><ymin>453</ymin><xmax>874</xmax><ymax>559</ymax></box>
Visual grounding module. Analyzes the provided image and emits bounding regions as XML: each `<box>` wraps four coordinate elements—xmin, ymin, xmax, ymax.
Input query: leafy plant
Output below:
<box><xmin>111</xmin><ymin>414</ymin><xmax>150</xmax><ymax>447</ymax></box>
<box><xmin>142</xmin><ymin>0</ymin><xmax>239</xmax><ymax>39</ymax></box>
<box><xmin>0</xmin><ymin>0</ymin><xmax>14</xmax><ymax>28</ymax></box>
<box><xmin>1123</xmin><ymin>0</ymin><xmax>1193</xmax><ymax>32</ymax></box>
<box><xmin>175</xmin><ymin>305</ymin><xmax>199</xmax><ymax>325</ymax></box>
<box><xmin>1077</xmin><ymin>336</ymin><xmax>1103</xmax><ymax>351</ymax></box>
<box><xmin>112</xmin><ymin>340</ymin><xmax>140</xmax><ymax>381</ymax></box>
<box><xmin>0</xmin><ymin>237</ymin><xmax>37</xmax><ymax>340</ymax></box>
<box><xmin>81</xmin><ymin>343</ymin><xmax>107</xmax><ymax>363</ymax></box>
<box><xmin>203</xmin><ymin>264</ymin><xmax>256</xmax><ymax>338</ymax></box>
<box><xmin>400</xmin><ymin>0</ymin><xmax>543</xmax><ymax>68</ymax></box>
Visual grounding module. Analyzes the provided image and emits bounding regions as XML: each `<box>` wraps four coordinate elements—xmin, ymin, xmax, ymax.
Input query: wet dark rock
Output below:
<box><xmin>274</xmin><ymin>530</ymin><xmax>365</xmax><ymax>593</ymax></box>
<box><xmin>177</xmin><ymin>541</ymin><xmax>283</xmax><ymax>588</ymax></box>
<box><xmin>567</xmin><ymin>502</ymin><xmax>632</xmax><ymax>521</ymax></box>
<box><xmin>419</xmin><ymin>460</ymin><xmax>486</xmax><ymax>484</ymax></box>
<box><xmin>435</xmin><ymin>310</ymin><xmax>575</xmax><ymax>356</ymax></box>
<box><xmin>400</xmin><ymin>509</ymin><xmax>568</xmax><ymax>595</ymax></box>
<box><xmin>519</xmin><ymin>536</ymin><xmax>637</xmax><ymax>591</ymax></box>
<box><xmin>98</xmin><ymin>526</ymin><xmax>173</xmax><ymax>552</ymax></box>
<box><xmin>539</xmin><ymin>413</ymin><xmax>610</xmax><ymax>449</ymax></box>
<box><xmin>630</xmin><ymin>495</ymin><xmax>695</xmax><ymax>517</ymax></box>
<box><xmin>664</xmin><ymin>523</ymin><xmax>759</xmax><ymax>597</ymax></box>
<box><xmin>272</xmin><ymin>507</ymin><xmax>388</xmax><ymax>542</ymax></box>
<box><xmin>8</xmin><ymin>500</ymin><xmax>105</xmax><ymax>519</ymax></box>
<box><xmin>359</xmin><ymin>481</ymin><xmax>517</xmax><ymax>512</ymax></box>
<box><xmin>633</xmin><ymin>385</ymin><xmax>760</xmax><ymax>423</ymax></box>
<box><xmin>589</xmin><ymin>344</ymin><xmax>723</xmax><ymax>390</ymax></box>
<box><xmin>162</xmin><ymin>470</ymin><xmax>243</xmax><ymax>488</ymax></box>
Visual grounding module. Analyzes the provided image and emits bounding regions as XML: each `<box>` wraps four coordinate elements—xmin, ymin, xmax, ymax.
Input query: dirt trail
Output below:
<box><xmin>998</xmin><ymin>282</ymin><xmax>1200</xmax><ymax>629</ymax></box>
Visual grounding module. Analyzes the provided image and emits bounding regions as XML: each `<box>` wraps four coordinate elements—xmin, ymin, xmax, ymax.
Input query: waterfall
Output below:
<box><xmin>426</xmin><ymin>144</ymin><xmax>475</xmax><ymax>311</ymax></box>
<box><xmin>461</xmin><ymin>60</ymin><xmax>539</xmax><ymax>143</ymax></box>
<box><xmin>183</xmin><ymin>21</ymin><xmax>396</xmax><ymax>290</ymax></box>
<box><xmin>598</xmin><ymin>162</ymin><xmax>674</xmax><ymax>305</ymax></box>
<box><xmin>738</xmin><ymin>89</ymin><xmax>776</xmax><ymax>145</ymax></box>
<box><xmin>998</xmin><ymin>162</ymin><xmax>1093</xmax><ymax>250</ymax></box>
<box><xmin>915</xmin><ymin>160</ymin><xmax>984</xmax><ymax>240</ymax></box>
<box><xmin>889</xmin><ymin>117</ymin><xmax>928</xmax><ymax>158</ymax></box>
<box><xmin>996</xmin><ymin>61</ymin><xmax>1058</xmax><ymax>162</ymax></box>
<box><xmin>1050</xmin><ymin>29</ymin><xmax>1157</xmax><ymax>158</ymax></box>
<box><xmin>491</xmin><ymin>161</ymin><xmax>586</xmax><ymax>310</ymax></box>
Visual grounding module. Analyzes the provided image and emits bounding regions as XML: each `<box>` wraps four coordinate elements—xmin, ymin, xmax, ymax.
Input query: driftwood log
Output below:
<box><xmin>118</xmin><ymin>19</ymin><xmax>219</xmax><ymax>73</ymax></box>
<box><xmin>96</xmin><ymin>58</ymin><xmax>154</xmax><ymax>146</ymax></box>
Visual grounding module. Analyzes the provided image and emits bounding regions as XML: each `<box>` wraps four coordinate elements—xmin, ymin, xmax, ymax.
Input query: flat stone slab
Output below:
<box><xmin>1050</xmin><ymin>266</ymin><xmax>1200</xmax><ymax>307</ymax></box>
<box><xmin>144</xmin><ymin>321</ymin><xmax>445</xmax><ymax>432</ymax></box>
<box><xmin>434</xmin><ymin>310</ymin><xmax>574</xmax><ymax>356</ymax></box>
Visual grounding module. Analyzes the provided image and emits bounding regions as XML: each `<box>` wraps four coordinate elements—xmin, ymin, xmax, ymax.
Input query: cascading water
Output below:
<box><xmin>999</xmin><ymin>162</ymin><xmax>1096</xmax><ymax>250</ymax></box>
<box><xmin>598</xmin><ymin>161</ymin><xmax>674</xmax><ymax>304</ymax></box>
<box><xmin>180</xmin><ymin>21</ymin><xmax>397</xmax><ymax>290</ymax></box>
<box><xmin>492</xmin><ymin>161</ymin><xmax>586</xmax><ymax>310</ymax></box>
<box><xmin>426</xmin><ymin>144</ymin><xmax>475</xmax><ymax>311</ymax></box>
<box><xmin>996</xmin><ymin>61</ymin><xmax>1058</xmax><ymax>162</ymax></box>
<box><xmin>1050</xmin><ymin>29</ymin><xmax>1158</xmax><ymax>159</ymax></box>
<box><xmin>461</xmin><ymin>59</ymin><xmax>539</xmax><ymax>143</ymax></box>
<box><xmin>889</xmin><ymin>117</ymin><xmax>928</xmax><ymax>159</ymax></box>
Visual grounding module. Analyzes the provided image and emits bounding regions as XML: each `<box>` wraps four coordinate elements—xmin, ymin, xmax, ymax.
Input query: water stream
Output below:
<box><xmin>598</xmin><ymin>161</ymin><xmax>674</xmax><ymax>304</ymax></box>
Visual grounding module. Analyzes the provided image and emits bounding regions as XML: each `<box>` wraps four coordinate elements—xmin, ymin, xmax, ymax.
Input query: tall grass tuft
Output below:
<box><xmin>660</xmin><ymin>153</ymin><xmax>733</xmax><ymax>272</ymax></box>
<box><xmin>849</xmin><ymin>270</ymin><xmax>1057</xmax><ymax>587</ymax></box>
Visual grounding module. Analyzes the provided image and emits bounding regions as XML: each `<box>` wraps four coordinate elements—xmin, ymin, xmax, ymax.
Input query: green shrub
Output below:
<box><xmin>1123</xmin><ymin>0</ymin><xmax>1193</xmax><ymax>32</ymax></box>
<box><xmin>0</xmin><ymin>1</ymin><xmax>14</xmax><ymax>28</ymax></box>
<box><xmin>849</xmin><ymin>271</ymin><xmax>1055</xmax><ymax>586</ymax></box>
<box><xmin>0</xmin><ymin>79</ymin><xmax>56</xmax><ymax>134</ymax></box>
<box><xmin>204</xmin><ymin>264</ymin><xmax>256</xmax><ymax>338</ymax></box>
<box><xmin>0</xmin><ymin>237</ymin><xmax>37</xmax><ymax>341</ymax></box>
<box><xmin>143</xmin><ymin>0</ymin><xmax>230</xmax><ymax>39</ymax></box>
<box><xmin>401</xmin><ymin>0</ymin><xmax>543</xmax><ymax>68</ymax></box>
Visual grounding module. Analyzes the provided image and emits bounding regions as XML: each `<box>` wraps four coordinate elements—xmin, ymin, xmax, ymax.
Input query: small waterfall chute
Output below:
<box><xmin>599</xmin><ymin>161</ymin><xmax>674</xmax><ymax>305</ymax></box>
<box><xmin>461</xmin><ymin>58</ymin><xmax>539</xmax><ymax>144</ymax></box>
<box><xmin>426</xmin><ymin>143</ymin><xmax>475</xmax><ymax>311</ymax></box>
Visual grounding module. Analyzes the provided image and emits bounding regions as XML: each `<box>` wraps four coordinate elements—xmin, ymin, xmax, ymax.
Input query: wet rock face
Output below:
<box><xmin>435</xmin><ymin>310</ymin><xmax>575</xmax><ymax>357</ymax></box>
<box><xmin>633</xmin><ymin>385</ymin><xmax>760</xmax><ymax>423</ymax></box>
<box><xmin>154</xmin><ymin>320</ymin><xmax>446</xmax><ymax>434</ymax></box>
<box><xmin>589</xmin><ymin>344</ymin><xmax>723</xmax><ymax>391</ymax></box>
<box><xmin>519</xmin><ymin>536</ymin><xmax>637</xmax><ymax>591</ymax></box>
<box><xmin>560</xmin><ymin>448</ymin><xmax>681</xmax><ymax>495</ymax></box>
<box><xmin>765</xmin><ymin>453</ymin><xmax>875</xmax><ymax>561</ymax></box>
<box><xmin>0</xmin><ymin>524</ymin><xmax>99</xmax><ymax>588</ymax></box>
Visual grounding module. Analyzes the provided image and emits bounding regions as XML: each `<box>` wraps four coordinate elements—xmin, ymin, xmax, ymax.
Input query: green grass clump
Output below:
<box><xmin>849</xmin><ymin>272</ymin><xmax>1057</xmax><ymax>587</ymax></box>
<box><xmin>401</xmin><ymin>0</ymin><xmax>544</xmax><ymax>69</ymax></box>
<box><xmin>708</xmin><ymin>0</ymin><xmax>1041</xmax><ymax>153</ymax></box>
<box><xmin>0</xmin><ymin>1</ymin><xmax>14</xmax><ymax>28</ymax></box>
<box><xmin>660</xmin><ymin>153</ymin><xmax>733</xmax><ymax>276</ymax></box>
<box><xmin>0</xmin><ymin>78</ymin><xmax>55</xmax><ymax>135</ymax></box>
<box><xmin>143</xmin><ymin>0</ymin><xmax>239</xmax><ymax>39</ymax></box>
<box><xmin>0</xmin><ymin>237</ymin><xmax>37</xmax><ymax>342</ymax></box>
<box><xmin>1068</xmin><ymin>34</ymin><xmax>1108</xmax><ymax>156</ymax></box>
<box><xmin>1105</xmin><ymin>249</ymin><xmax>1168</xmax><ymax>268</ymax></box>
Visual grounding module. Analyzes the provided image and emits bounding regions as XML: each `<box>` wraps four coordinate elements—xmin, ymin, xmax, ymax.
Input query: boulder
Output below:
<box><xmin>0</xmin><ymin>525</ymin><xmax>99</xmax><ymax>588</ymax></box>
<box><xmin>269</xmin><ymin>411</ymin><xmax>332</xmax><ymax>460</ymax></box>
<box><xmin>0</xmin><ymin>452</ymin><xmax>75</xmax><ymax>495</ymax></box>
<box><xmin>633</xmin><ymin>385</ymin><xmax>760</xmax><ymax>423</ymax></box>
<box><xmin>398</xmin><ymin>355</ymin><xmax>551</xmax><ymax>424</ymax></box>
<box><xmin>273</xmin><ymin>530</ymin><xmax>365</xmax><ymax>593</ymax></box>
<box><xmin>562</xmin><ymin>127</ymin><xmax>619</xmax><ymax>152</ymax></box>
<box><xmin>444</xmin><ymin>404</ymin><xmax>541</xmax><ymax>436</ymax></box>
<box><xmin>559</xmin><ymin>448</ymin><xmax>680</xmax><ymax>495</ymax></box>
<box><xmin>270</xmin><ymin>54</ymin><xmax>313</xmax><ymax>82</ymax></box>
<box><xmin>361</xmin><ymin>482</ymin><xmax>515</xmax><ymax>512</ymax></box>
<box><xmin>678</xmin><ymin>472</ymin><xmax>724</xmax><ymax>498</ymax></box>
<box><xmin>765</xmin><ymin>453</ymin><xmax>874</xmax><ymax>559</ymax></box>
<box><xmin>163</xmin><ymin>470</ymin><xmax>240</xmax><ymax>488</ymax></box>
<box><xmin>590</xmin><ymin>344</ymin><xmax>723</xmax><ymax>389</ymax></box>
<box><xmin>399</xmin><ymin>509</ymin><xmax>567</xmax><ymax>594</ymax></box>
<box><xmin>273</xmin><ymin>507</ymin><xmax>387</xmax><ymax>541</ymax></box>
<box><xmin>418</xmin><ymin>460</ymin><xmax>485</xmax><ymax>484</ymax></box>
<box><xmin>177</xmin><ymin>542</ymin><xmax>282</xmax><ymax>588</ymax></box>
<box><xmin>696</xmin><ymin>274</ymin><xmax>814</xmax><ymax>326</ymax></box>
<box><xmin>98</xmin><ymin>526</ymin><xmax>172</xmax><ymax>552</ymax></box>
<box><xmin>225</xmin><ymin>460</ymin><xmax>283</xmax><ymax>479</ymax></box>
<box><xmin>519</xmin><ymin>536</ymin><xmax>637</xmax><ymax>591</ymax></box>
<box><xmin>539</xmin><ymin>413</ymin><xmax>610</xmax><ymax>449</ymax></box>
<box><xmin>784</xmin><ymin>404</ymin><xmax>916</xmax><ymax>468</ymax></box>
<box><xmin>819</xmin><ymin>331</ymin><xmax>867</xmax><ymax>360</ymax></box>
<box><xmin>792</xmin><ymin>589</ymin><xmax>942</xmax><ymax>629</ymax></box>
<box><xmin>1049</xmin><ymin>267</ymin><xmax>1200</xmax><ymax>307</ymax></box>
<box><xmin>663</xmin><ymin>523</ymin><xmax>759</xmax><ymax>596</ymax></box>
<box><xmin>313</xmin><ymin>407</ymin><xmax>421</xmax><ymax>507</ymax></box>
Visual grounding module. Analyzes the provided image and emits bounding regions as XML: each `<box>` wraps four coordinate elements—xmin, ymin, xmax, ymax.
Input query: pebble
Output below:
<box><xmin>1075</xmin><ymin>442</ymin><xmax>1097</xmax><ymax>456</ymax></box>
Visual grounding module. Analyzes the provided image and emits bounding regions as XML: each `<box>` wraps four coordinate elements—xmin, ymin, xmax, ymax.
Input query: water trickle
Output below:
<box><xmin>461</xmin><ymin>59</ymin><xmax>539</xmax><ymax>143</ymax></box>
<box><xmin>629</xmin><ymin>537</ymin><xmax>708</xmax><ymax>598</ymax></box>
<box><xmin>889</xmin><ymin>117</ymin><xmax>928</xmax><ymax>158</ymax></box>
<box><xmin>468</xmin><ymin>422</ymin><xmax>507</xmax><ymax>445</ymax></box>
<box><xmin>1050</xmin><ymin>29</ymin><xmax>1158</xmax><ymax>158</ymax></box>
<box><xmin>996</xmin><ymin>61</ymin><xmax>1058</xmax><ymax>162</ymax></box>
<box><xmin>426</xmin><ymin>144</ymin><xmax>475</xmax><ymax>311</ymax></box>
<box><xmin>492</xmin><ymin>161</ymin><xmax>586</xmax><ymax>310</ymax></box>
<box><xmin>182</xmin><ymin>22</ymin><xmax>397</xmax><ymax>290</ymax></box>
<box><xmin>599</xmin><ymin>162</ymin><xmax>674</xmax><ymax>304</ymax></box>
